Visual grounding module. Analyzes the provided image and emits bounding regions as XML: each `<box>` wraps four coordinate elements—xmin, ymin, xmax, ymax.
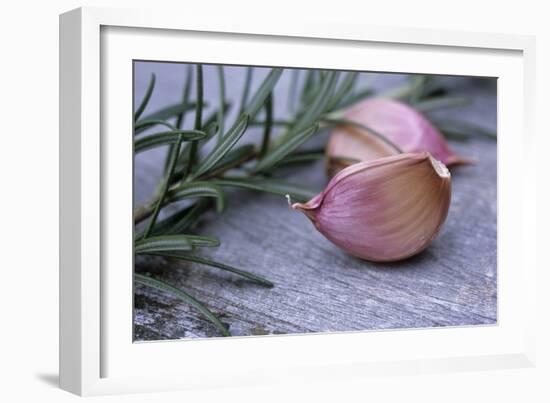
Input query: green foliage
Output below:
<box><xmin>252</xmin><ymin>124</ymin><xmax>319</xmax><ymax>173</ymax></box>
<box><xmin>135</xmin><ymin>234</ymin><xmax>220</xmax><ymax>254</ymax></box>
<box><xmin>138</xmin><ymin>102</ymin><xmax>201</xmax><ymax>126</ymax></box>
<box><xmin>191</xmin><ymin>114</ymin><xmax>250</xmax><ymax>179</ymax></box>
<box><xmin>135</xmin><ymin>273</ymin><xmax>229</xmax><ymax>336</ymax></box>
<box><xmin>134</xmin><ymin>73</ymin><xmax>156</xmax><ymax>121</ymax></box>
<box><xmin>167</xmin><ymin>181</ymin><xmax>226</xmax><ymax>213</ymax></box>
<box><xmin>134</xmin><ymin>130</ymin><xmax>206</xmax><ymax>154</ymax></box>
<box><xmin>211</xmin><ymin>177</ymin><xmax>317</xmax><ymax>203</ymax></box>
<box><xmin>145</xmin><ymin>252</ymin><xmax>274</xmax><ymax>288</ymax></box>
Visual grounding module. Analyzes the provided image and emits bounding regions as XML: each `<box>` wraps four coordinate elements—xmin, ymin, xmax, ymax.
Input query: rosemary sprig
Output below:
<box><xmin>216</xmin><ymin>66</ymin><xmax>226</xmax><ymax>145</ymax></box>
<box><xmin>138</xmin><ymin>102</ymin><xmax>201</xmax><ymax>128</ymax></box>
<box><xmin>134</xmin><ymin>73</ymin><xmax>155</xmax><ymax>121</ymax></box>
<box><xmin>135</xmin><ymin>273</ymin><xmax>229</xmax><ymax>337</ymax></box>
<box><xmin>175</xmin><ymin>66</ymin><xmax>193</xmax><ymax>129</ymax></box>
<box><xmin>135</xmin><ymin>234</ymin><xmax>220</xmax><ymax>254</ymax></box>
<box><xmin>134</xmin><ymin>130</ymin><xmax>205</xmax><ymax>154</ymax></box>
<box><xmin>146</xmin><ymin>252</ymin><xmax>274</xmax><ymax>288</ymax></box>
<box><xmin>259</xmin><ymin>93</ymin><xmax>272</xmax><ymax>158</ymax></box>
<box><xmin>326</xmin><ymin>72</ymin><xmax>358</xmax><ymax>111</ymax></box>
<box><xmin>144</xmin><ymin>200</ymin><xmax>212</xmax><ymax>237</ymax></box>
<box><xmin>164</xmin><ymin>66</ymin><xmax>194</xmax><ymax>174</ymax></box>
<box><xmin>191</xmin><ymin>114</ymin><xmax>250</xmax><ymax>180</ymax></box>
<box><xmin>431</xmin><ymin>118</ymin><xmax>496</xmax><ymax>139</ymax></box>
<box><xmin>167</xmin><ymin>182</ymin><xmax>226</xmax><ymax>213</ymax></box>
<box><xmin>252</xmin><ymin>123</ymin><xmax>319</xmax><ymax>173</ymax></box>
<box><xmin>239</xmin><ymin>67</ymin><xmax>254</xmax><ymax>114</ymax></box>
<box><xmin>414</xmin><ymin>96</ymin><xmax>471</xmax><ymax>113</ymax></box>
<box><xmin>287</xmin><ymin>69</ymin><xmax>300</xmax><ymax>112</ymax></box>
<box><xmin>244</xmin><ymin>68</ymin><xmax>283</xmax><ymax>118</ymax></box>
<box><xmin>184</xmin><ymin>64</ymin><xmax>204</xmax><ymax>179</ymax></box>
<box><xmin>211</xmin><ymin>177</ymin><xmax>317</xmax><ymax>203</ymax></box>
<box><xmin>141</xmin><ymin>130</ymin><xmax>187</xmax><ymax>239</ymax></box>
<box><xmin>134</xmin><ymin>119</ymin><xmax>176</xmax><ymax>133</ymax></box>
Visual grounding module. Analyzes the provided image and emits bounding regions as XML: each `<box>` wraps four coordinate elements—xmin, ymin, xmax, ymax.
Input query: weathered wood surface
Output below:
<box><xmin>133</xmin><ymin>63</ymin><xmax>497</xmax><ymax>340</ymax></box>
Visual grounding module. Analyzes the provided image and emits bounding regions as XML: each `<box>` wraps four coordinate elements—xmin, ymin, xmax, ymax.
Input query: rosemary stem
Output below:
<box><xmin>259</xmin><ymin>93</ymin><xmax>272</xmax><ymax>158</ymax></box>
<box><xmin>163</xmin><ymin>67</ymin><xmax>193</xmax><ymax>174</ymax></box>
<box><xmin>176</xmin><ymin>66</ymin><xmax>193</xmax><ymax>129</ymax></box>
<box><xmin>141</xmin><ymin>133</ymin><xmax>185</xmax><ymax>239</ymax></box>
<box><xmin>134</xmin><ymin>73</ymin><xmax>156</xmax><ymax>122</ymax></box>
<box><xmin>287</xmin><ymin>69</ymin><xmax>299</xmax><ymax>113</ymax></box>
<box><xmin>183</xmin><ymin>64</ymin><xmax>203</xmax><ymax>179</ymax></box>
<box><xmin>239</xmin><ymin>67</ymin><xmax>253</xmax><ymax>114</ymax></box>
<box><xmin>216</xmin><ymin>66</ymin><xmax>225</xmax><ymax>145</ymax></box>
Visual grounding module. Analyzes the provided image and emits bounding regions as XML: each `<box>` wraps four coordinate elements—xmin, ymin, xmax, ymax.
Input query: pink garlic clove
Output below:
<box><xmin>293</xmin><ymin>152</ymin><xmax>451</xmax><ymax>262</ymax></box>
<box><xmin>326</xmin><ymin>98</ymin><xmax>469</xmax><ymax>176</ymax></box>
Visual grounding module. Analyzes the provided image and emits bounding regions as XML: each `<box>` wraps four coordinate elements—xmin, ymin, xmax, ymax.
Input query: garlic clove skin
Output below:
<box><xmin>326</xmin><ymin>98</ymin><xmax>469</xmax><ymax>176</ymax></box>
<box><xmin>325</xmin><ymin>125</ymin><xmax>398</xmax><ymax>177</ymax></box>
<box><xmin>293</xmin><ymin>152</ymin><xmax>451</xmax><ymax>262</ymax></box>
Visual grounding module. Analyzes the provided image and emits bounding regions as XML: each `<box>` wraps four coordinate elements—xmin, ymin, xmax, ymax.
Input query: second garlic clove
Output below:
<box><xmin>326</xmin><ymin>98</ymin><xmax>469</xmax><ymax>176</ymax></box>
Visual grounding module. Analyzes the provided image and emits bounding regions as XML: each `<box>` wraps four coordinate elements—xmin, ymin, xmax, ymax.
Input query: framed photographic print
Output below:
<box><xmin>59</xmin><ymin>6</ymin><xmax>537</xmax><ymax>396</ymax></box>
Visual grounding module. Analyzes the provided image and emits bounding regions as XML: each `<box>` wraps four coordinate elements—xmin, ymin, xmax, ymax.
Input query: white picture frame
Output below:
<box><xmin>59</xmin><ymin>6</ymin><xmax>537</xmax><ymax>396</ymax></box>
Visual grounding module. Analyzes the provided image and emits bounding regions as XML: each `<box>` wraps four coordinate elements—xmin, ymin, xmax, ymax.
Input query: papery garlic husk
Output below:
<box><xmin>326</xmin><ymin>98</ymin><xmax>469</xmax><ymax>177</ymax></box>
<box><xmin>293</xmin><ymin>152</ymin><xmax>451</xmax><ymax>262</ymax></box>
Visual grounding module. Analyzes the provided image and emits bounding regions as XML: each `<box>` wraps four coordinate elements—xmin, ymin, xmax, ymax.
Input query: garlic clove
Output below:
<box><xmin>326</xmin><ymin>98</ymin><xmax>469</xmax><ymax>176</ymax></box>
<box><xmin>326</xmin><ymin>125</ymin><xmax>397</xmax><ymax>177</ymax></box>
<box><xmin>293</xmin><ymin>152</ymin><xmax>451</xmax><ymax>262</ymax></box>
